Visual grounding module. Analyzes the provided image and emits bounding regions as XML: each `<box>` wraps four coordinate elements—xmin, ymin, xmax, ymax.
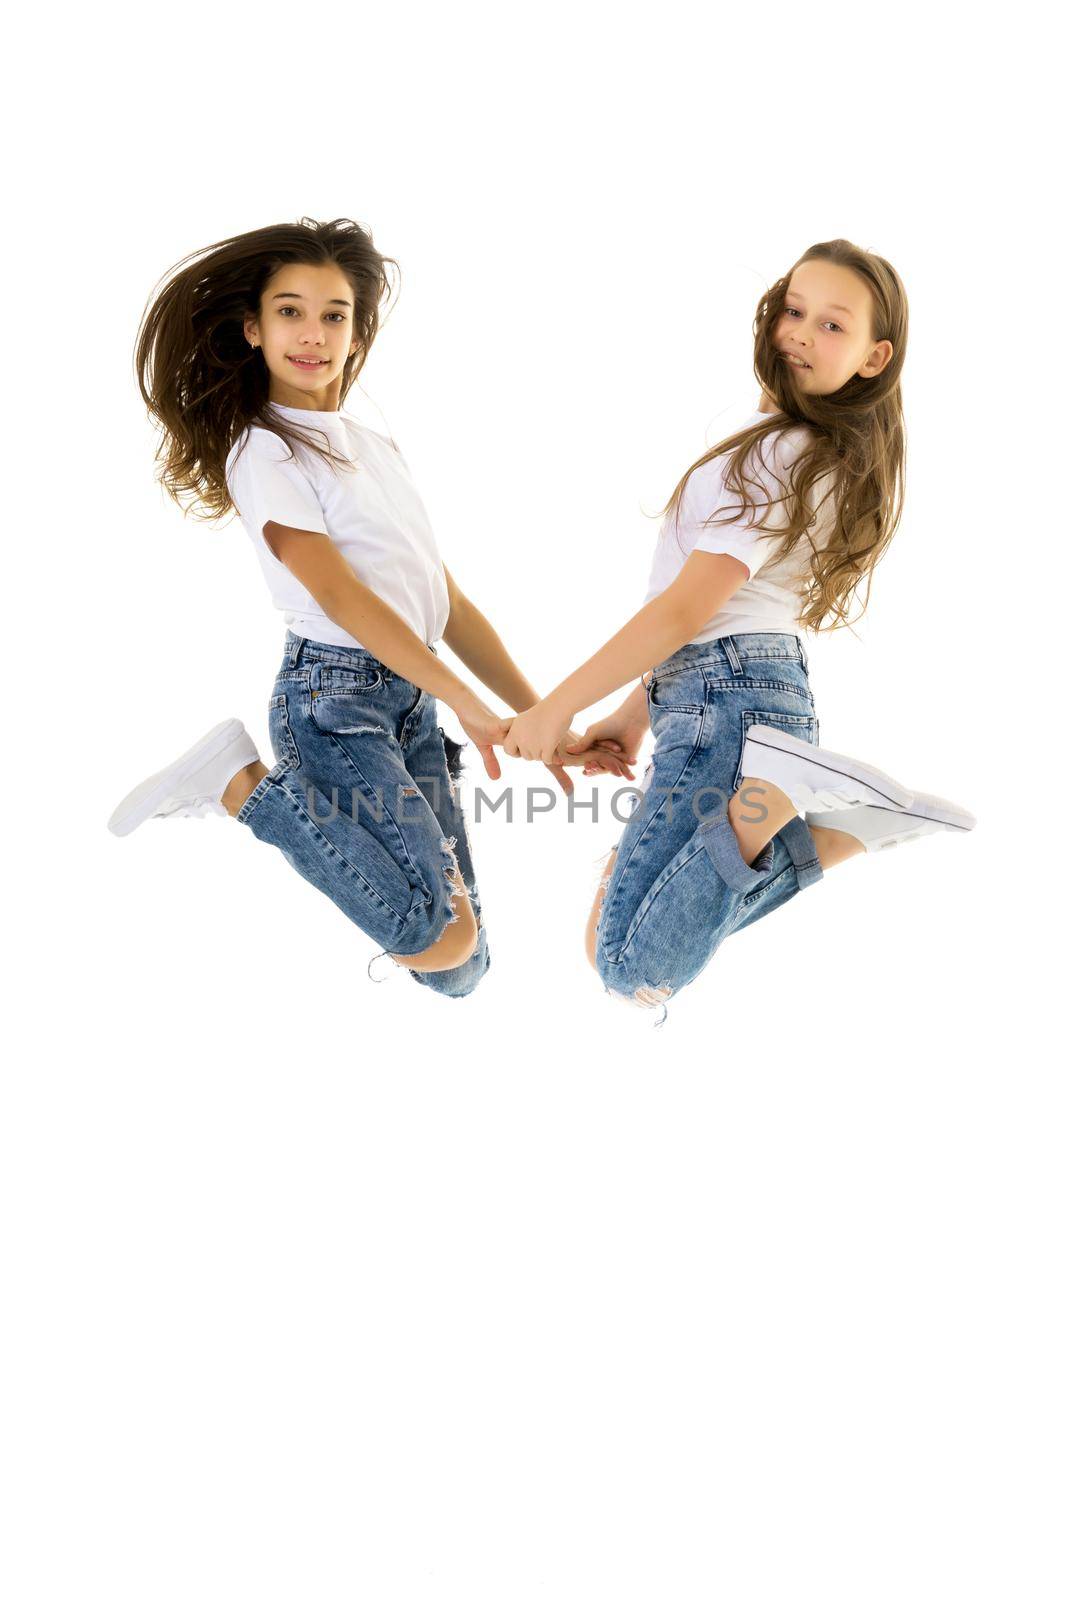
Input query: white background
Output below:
<box><xmin>4</xmin><ymin>2</ymin><xmax>1062</xmax><ymax>1596</ymax></box>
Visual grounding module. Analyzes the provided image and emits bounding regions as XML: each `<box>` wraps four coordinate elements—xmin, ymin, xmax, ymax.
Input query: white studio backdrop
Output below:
<box><xmin>4</xmin><ymin>3</ymin><xmax>1062</xmax><ymax>1598</ymax></box>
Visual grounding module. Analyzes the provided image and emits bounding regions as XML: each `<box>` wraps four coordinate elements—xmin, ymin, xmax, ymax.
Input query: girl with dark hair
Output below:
<box><xmin>107</xmin><ymin>216</ymin><xmax>628</xmax><ymax>999</ymax></box>
<box><xmin>502</xmin><ymin>240</ymin><xmax>977</xmax><ymax>1022</ymax></box>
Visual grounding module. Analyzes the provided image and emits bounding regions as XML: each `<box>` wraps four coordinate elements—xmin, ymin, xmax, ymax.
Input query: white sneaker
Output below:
<box><xmin>805</xmin><ymin>789</ymin><xmax>977</xmax><ymax>853</ymax></box>
<box><xmin>740</xmin><ymin>724</ymin><xmax>918</xmax><ymax>814</ymax></box>
<box><xmin>107</xmin><ymin>719</ymin><xmax>261</xmax><ymax>837</ymax></box>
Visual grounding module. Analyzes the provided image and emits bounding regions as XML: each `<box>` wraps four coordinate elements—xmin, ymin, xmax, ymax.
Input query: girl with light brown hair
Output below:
<box><xmin>501</xmin><ymin>238</ymin><xmax>977</xmax><ymax>1021</ymax></box>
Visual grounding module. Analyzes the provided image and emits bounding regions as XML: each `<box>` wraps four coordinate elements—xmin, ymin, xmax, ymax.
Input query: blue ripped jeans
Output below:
<box><xmin>593</xmin><ymin>633</ymin><xmax>825</xmax><ymax>1020</ymax></box>
<box><xmin>235</xmin><ymin>631</ymin><xmax>489</xmax><ymax>999</ymax></box>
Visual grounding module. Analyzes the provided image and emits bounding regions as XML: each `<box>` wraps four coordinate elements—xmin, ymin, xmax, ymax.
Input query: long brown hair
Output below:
<box><xmin>659</xmin><ymin>238</ymin><xmax>909</xmax><ymax>633</ymax></box>
<box><xmin>134</xmin><ymin>216</ymin><xmax>399</xmax><ymax>523</ymax></box>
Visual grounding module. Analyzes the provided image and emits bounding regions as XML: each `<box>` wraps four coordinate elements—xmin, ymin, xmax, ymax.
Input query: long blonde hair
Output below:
<box><xmin>659</xmin><ymin>238</ymin><xmax>909</xmax><ymax>633</ymax></box>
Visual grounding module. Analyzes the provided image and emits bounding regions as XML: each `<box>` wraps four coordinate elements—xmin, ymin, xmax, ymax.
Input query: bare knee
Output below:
<box><xmin>415</xmin><ymin>898</ymin><xmax>478</xmax><ymax>970</ymax></box>
<box><xmin>585</xmin><ymin>849</ymin><xmax>617</xmax><ymax>968</ymax></box>
<box><xmin>392</xmin><ymin>879</ymin><xmax>479</xmax><ymax>972</ymax></box>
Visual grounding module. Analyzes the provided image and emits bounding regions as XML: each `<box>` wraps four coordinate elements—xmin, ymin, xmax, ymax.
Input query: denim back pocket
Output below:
<box><xmin>269</xmin><ymin>693</ymin><xmax>301</xmax><ymax>771</ymax></box>
<box><xmin>308</xmin><ymin>661</ymin><xmax>386</xmax><ymax>734</ymax></box>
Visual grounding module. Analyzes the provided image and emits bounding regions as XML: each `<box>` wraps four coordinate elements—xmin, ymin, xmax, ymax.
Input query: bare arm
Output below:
<box><xmin>441</xmin><ymin>567</ymin><xmax>544</xmax><ymax>713</ymax></box>
<box><xmin>545</xmin><ymin>551</ymin><xmax>751</xmax><ymax>721</ymax></box>
<box><xmin>502</xmin><ymin>551</ymin><xmax>751</xmax><ymax>765</ymax></box>
<box><xmin>263</xmin><ymin>522</ymin><xmax>481</xmax><ymax>716</ymax></box>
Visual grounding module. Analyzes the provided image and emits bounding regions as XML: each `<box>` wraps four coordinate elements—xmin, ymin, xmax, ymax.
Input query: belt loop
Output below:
<box><xmin>287</xmin><ymin>633</ymin><xmax>305</xmax><ymax>668</ymax></box>
<box><xmin>721</xmin><ymin>635</ymin><xmax>744</xmax><ymax>676</ymax></box>
<box><xmin>797</xmin><ymin>635</ymin><xmax>809</xmax><ymax>672</ymax></box>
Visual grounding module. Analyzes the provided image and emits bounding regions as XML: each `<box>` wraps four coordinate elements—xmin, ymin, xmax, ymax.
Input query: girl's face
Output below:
<box><xmin>244</xmin><ymin>262</ymin><xmax>361</xmax><ymax>409</ymax></box>
<box><xmin>773</xmin><ymin>261</ymin><xmax>893</xmax><ymax>397</ymax></box>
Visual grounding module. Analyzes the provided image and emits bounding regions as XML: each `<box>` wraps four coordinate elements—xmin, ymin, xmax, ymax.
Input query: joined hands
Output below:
<box><xmin>453</xmin><ymin>692</ymin><xmax>645</xmax><ymax>797</ymax></box>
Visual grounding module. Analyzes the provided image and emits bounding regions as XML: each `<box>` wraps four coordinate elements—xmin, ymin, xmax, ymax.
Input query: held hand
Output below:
<box><xmin>540</xmin><ymin>729</ymin><xmax>636</xmax><ymax>797</ymax></box>
<box><xmin>502</xmin><ymin>702</ymin><xmax>637</xmax><ymax>791</ymax></box>
<box><xmin>551</xmin><ymin>729</ymin><xmax>636</xmax><ymax>781</ymax></box>
<box><xmin>565</xmin><ymin>710</ymin><xmax>648</xmax><ymax>776</ymax></box>
<box><xmin>503</xmin><ymin>699</ymin><xmax>574</xmax><ymax>767</ymax></box>
<box><xmin>454</xmin><ymin>694</ymin><xmax>511</xmax><ymax>780</ymax></box>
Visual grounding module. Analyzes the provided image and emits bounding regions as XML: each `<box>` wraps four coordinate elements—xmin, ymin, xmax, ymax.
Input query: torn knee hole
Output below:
<box><xmin>632</xmin><ymin>982</ymin><xmax>673</xmax><ymax>1009</ymax></box>
<box><xmin>439</xmin><ymin>834</ymin><xmax>466</xmax><ymax>925</ymax></box>
<box><xmin>441</xmin><ymin>733</ymin><xmax>464</xmax><ymax>800</ymax></box>
<box><xmin>593</xmin><ymin>848</ymin><xmax>617</xmax><ymax>885</ymax></box>
<box><xmin>591</xmin><ymin>849</ymin><xmax>617</xmax><ymax>909</ymax></box>
<box><xmin>605</xmin><ymin>981</ymin><xmax>674</xmax><ymax>1013</ymax></box>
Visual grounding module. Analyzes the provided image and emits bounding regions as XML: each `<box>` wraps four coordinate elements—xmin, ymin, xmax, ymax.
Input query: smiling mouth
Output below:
<box><xmin>288</xmin><ymin>356</ymin><xmax>328</xmax><ymax>367</ymax></box>
<box><xmin>784</xmin><ymin>353</ymin><xmax>811</xmax><ymax>369</ymax></box>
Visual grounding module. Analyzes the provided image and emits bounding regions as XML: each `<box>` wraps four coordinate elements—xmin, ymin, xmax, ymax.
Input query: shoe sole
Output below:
<box><xmin>107</xmin><ymin>719</ymin><xmax>245</xmax><ymax>837</ymax></box>
<box><xmin>876</xmin><ymin>787</ymin><xmax>976</xmax><ymax>832</ymax></box>
<box><xmin>807</xmin><ymin>791</ymin><xmax>978</xmax><ymax>852</ymax></box>
<box><xmin>742</xmin><ymin>724</ymin><xmax>917</xmax><ymax>812</ymax></box>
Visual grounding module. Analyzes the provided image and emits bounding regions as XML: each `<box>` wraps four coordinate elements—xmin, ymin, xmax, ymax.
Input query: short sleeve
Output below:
<box><xmin>226</xmin><ymin>427</ymin><xmax>328</xmax><ymax>539</ymax></box>
<box><xmin>678</xmin><ymin>429</ymin><xmax>801</xmax><ymax>580</ymax></box>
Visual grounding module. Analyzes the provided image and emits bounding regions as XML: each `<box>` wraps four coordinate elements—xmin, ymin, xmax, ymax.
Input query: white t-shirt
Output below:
<box><xmin>642</xmin><ymin>408</ymin><xmax>838</xmax><ymax>643</ymax></box>
<box><xmin>225</xmin><ymin>401</ymin><xmax>450</xmax><ymax>649</ymax></box>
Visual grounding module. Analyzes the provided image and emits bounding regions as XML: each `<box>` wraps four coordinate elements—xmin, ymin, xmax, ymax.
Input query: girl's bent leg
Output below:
<box><xmin>593</xmin><ymin>810</ymin><xmax>822</xmax><ymax>1018</ymax></box>
<box><xmin>234</xmin><ymin>756</ymin><xmax>462</xmax><ymax>962</ymax></box>
<box><xmin>389</xmin><ymin>878</ymin><xmax>479</xmax><ymax>973</ymax></box>
<box><xmin>238</xmin><ymin>640</ymin><xmax>483</xmax><ymax>982</ymax></box>
<box><xmin>592</xmin><ymin>631</ymin><xmax>828</xmax><ymax>1018</ymax></box>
